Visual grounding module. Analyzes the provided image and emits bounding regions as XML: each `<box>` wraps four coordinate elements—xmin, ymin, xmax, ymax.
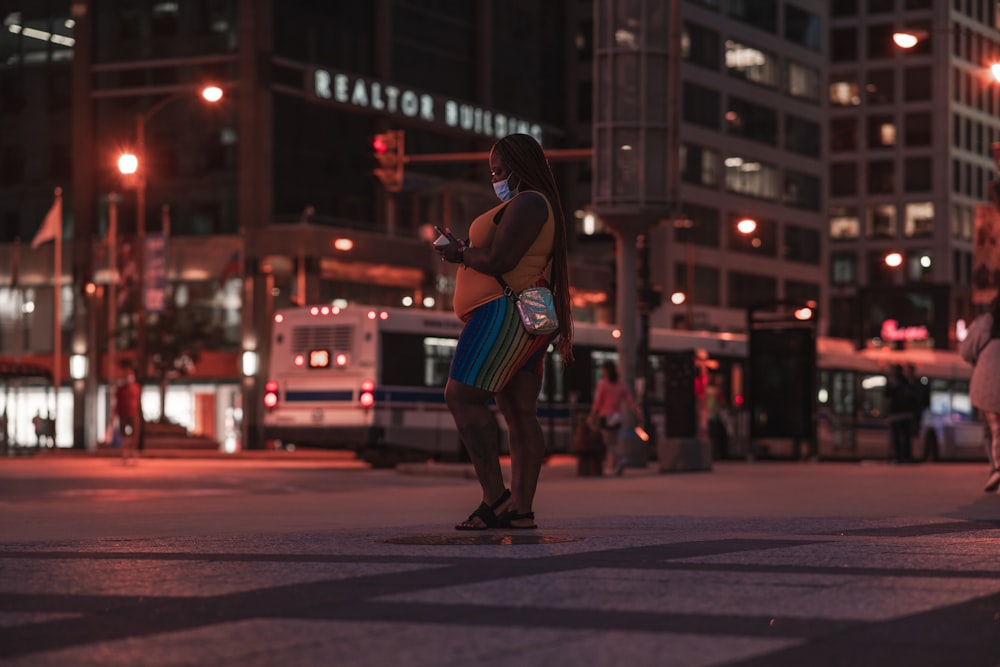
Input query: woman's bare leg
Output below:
<box><xmin>445</xmin><ymin>378</ymin><xmax>507</xmax><ymax>524</ymax></box>
<box><xmin>496</xmin><ymin>371</ymin><xmax>544</xmax><ymax>522</ymax></box>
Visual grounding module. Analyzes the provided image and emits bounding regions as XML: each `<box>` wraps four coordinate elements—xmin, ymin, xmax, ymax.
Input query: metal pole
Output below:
<box><xmin>107</xmin><ymin>194</ymin><xmax>118</xmax><ymax>428</ymax></box>
<box><xmin>686</xmin><ymin>233</ymin><xmax>695</xmax><ymax>329</ymax></box>
<box><xmin>135</xmin><ymin>114</ymin><xmax>146</xmax><ymax>385</ymax></box>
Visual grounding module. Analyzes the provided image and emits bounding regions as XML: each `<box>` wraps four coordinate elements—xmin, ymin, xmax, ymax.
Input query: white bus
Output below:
<box><xmin>815</xmin><ymin>338</ymin><xmax>984</xmax><ymax>461</ymax></box>
<box><xmin>260</xmin><ymin>304</ymin><xmax>748</xmax><ymax>464</ymax></box>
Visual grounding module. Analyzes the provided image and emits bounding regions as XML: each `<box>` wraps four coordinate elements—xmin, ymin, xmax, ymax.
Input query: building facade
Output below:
<box><xmin>827</xmin><ymin>0</ymin><xmax>1000</xmax><ymax>349</ymax></box>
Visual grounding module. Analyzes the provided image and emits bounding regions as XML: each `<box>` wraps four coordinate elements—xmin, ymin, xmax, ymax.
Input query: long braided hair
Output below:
<box><xmin>493</xmin><ymin>133</ymin><xmax>574</xmax><ymax>360</ymax></box>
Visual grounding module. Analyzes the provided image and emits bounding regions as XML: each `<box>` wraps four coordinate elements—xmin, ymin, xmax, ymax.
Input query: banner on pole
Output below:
<box><xmin>144</xmin><ymin>232</ymin><xmax>167</xmax><ymax>313</ymax></box>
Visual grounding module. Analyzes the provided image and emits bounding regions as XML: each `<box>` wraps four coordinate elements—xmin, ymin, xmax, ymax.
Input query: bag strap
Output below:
<box><xmin>495</xmin><ymin>275</ymin><xmax>519</xmax><ymax>300</ymax></box>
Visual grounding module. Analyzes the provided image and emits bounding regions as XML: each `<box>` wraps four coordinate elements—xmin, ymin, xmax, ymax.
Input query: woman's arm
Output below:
<box><xmin>620</xmin><ymin>384</ymin><xmax>643</xmax><ymax>423</ymax></box>
<box><xmin>461</xmin><ymin>192</ymin><xmax>548</xmax><ymax>276</ymax></box>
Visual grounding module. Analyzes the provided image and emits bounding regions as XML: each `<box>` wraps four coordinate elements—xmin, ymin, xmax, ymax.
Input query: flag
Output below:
<box><xmin>31</xmin><ymin>188</ymin><xmax>62</xmax><ymax>249</ymax></box>
<box><xmin>218</xmin><ymin>250</ymin><xmax>240</xmax><ymax>286</ymax></box>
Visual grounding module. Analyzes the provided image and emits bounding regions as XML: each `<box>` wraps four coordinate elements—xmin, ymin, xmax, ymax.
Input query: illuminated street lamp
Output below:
<box><xmin>891</xmin><ymin>30</ymin><xmax>925</xmax><ymax>49</ymax></box>
<box><xmin>118</xmin><ymin>84</ymin><xmax>223</xmax><ymax>383</ymax></box>
<box><xmin>894</xmin><ymin>29</ymin><xmax>1000</xmax><ymax>82</ymax></box>
<box><xmin>673</xmin><ymin>215</ymin><xmax>758</xmax><ymax>329</ymax></box>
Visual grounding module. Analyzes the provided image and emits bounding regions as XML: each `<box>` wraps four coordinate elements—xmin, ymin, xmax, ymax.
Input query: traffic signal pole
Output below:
<box><xmin>402</xmin><ymin>147</ymin><xmax>593</xmax><ymax>165</ymax></box>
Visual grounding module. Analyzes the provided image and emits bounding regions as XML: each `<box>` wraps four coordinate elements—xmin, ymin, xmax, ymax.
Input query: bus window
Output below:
<box><xmin>539</xmin><ymin>348</ymin><xmax>567</xmax><ymax>403</ymax></box>
<box><xmin>423</xmin><ymin>336</ymin><xmax>457</xmax><ymax>388</ymax></box>
<box><xmin>928</xmin><ymin>378</ymin><xmax>952</xmax><ymax>417</ymax></box>
<box><xmin>950</xmin><ymin>380</ymin><xmax>972</xmax><ymax>421</ymax></box>
<box><xmin>820</xmin><ymin>370</ymin><xmax>857</xmax><ymax>416</ymax></box>
<box><xmin>859</xmin><ymin>374</ymin><xmax>887</xmax><ymax>419</ymax></box>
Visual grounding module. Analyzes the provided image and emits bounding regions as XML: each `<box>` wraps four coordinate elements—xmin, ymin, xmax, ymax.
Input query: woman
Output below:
<box><xmin>588</xmin><ymin>361</ymin><xmax>641</xmax><ymax>475</ymax></box>
<box><xmin>435</xmin><ymin>133</ymin><xmax>573</xmax><ymax>530</ymax></box>
<box><xmin>960</xmin><ymin>296</ymin><xmax>1000</xmax><ymax>492</ymax></box>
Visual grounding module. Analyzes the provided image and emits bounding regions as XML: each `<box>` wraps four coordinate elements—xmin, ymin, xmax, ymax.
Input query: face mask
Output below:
<box><xmin>493</xmin><ymin>176</ymin><xmax>517</xmax><ymax>202</ymax></box>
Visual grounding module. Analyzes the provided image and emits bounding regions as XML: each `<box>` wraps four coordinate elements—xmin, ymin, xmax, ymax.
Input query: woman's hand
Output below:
<box><xmin>433</xmin><ymin>226</ymin><xmax>466</xmax><ymax>263</ymax></box>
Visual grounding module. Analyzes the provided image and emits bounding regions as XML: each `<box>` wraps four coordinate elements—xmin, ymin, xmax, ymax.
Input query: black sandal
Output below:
<box><xmin>455</xmin><ymin>489</ymin><xmax>511</xmax><ymax>531</ymax></box>
<box><xmin>497</xmin><ymin>509</ymin><xmax>537</xmax><ymax>530</ymax></box>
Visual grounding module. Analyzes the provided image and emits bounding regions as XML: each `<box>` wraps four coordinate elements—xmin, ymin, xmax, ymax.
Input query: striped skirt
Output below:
<box><xmin>450</xmin><ymin>295</ymin><xmax>554</xmax><ymax>393</ymax></box>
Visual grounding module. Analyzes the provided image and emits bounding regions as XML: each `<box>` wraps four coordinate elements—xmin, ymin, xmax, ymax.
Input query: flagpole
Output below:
<box><xmin>53</xmin><ymin>187</ymin><xmax>62</xmax><ymax>438</ymax></box>
<box><xmin>107</xmin><ymin>194</ymin><xmax>119</xmax><ymax>432</ymax></box>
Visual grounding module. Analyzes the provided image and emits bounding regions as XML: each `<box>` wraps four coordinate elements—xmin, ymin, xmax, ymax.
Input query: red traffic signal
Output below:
<box><xmin>371</xmin><ymin>130</ymin><xmax>404</xmax><ymax>192</ymax></box>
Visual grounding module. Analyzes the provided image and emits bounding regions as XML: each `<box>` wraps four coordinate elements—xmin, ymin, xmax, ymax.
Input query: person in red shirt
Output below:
<box><xmin>115</xmin><ymin>367</ymin><xmax>143</xmax><ymax>462</ymax></box>
<box><xmin>588</xmin><ymin>361</ymin><xmax>642</xmax><ymax>475</ymax></box>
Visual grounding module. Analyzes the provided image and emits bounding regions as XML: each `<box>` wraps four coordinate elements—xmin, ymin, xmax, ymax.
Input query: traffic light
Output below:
<box><xmin>371</xmin><ymin>130</ymin><xmax>405</xmax><ymax>192</ymax></box>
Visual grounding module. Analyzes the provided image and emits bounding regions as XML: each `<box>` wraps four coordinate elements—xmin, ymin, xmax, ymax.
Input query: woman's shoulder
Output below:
<box><xmin>509</xmin><ymin>190</ymin><xmax>550</xmax><ymax>216</ymax></box>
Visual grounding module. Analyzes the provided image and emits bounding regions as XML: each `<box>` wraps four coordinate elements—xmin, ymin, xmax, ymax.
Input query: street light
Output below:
<box><xmin>118</xmin><ymin>84</ymin><xmax>223</xmax><ymax>384</ymax></box>
<box><xmin>671</xmin><ymin>215</ymin><xmax>758</xmax><ymax>329</ymax></box>
<box><xmin>893</xmin><ymin>29</ymin><xmax>1000</xmax><ymax>82</ymax></box>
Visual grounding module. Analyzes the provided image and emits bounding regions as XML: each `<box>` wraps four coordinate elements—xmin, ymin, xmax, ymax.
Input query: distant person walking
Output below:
<box><xmin>960</xmin><ymin>296</ymin><xmax>1000</xmax><ymax>492</ymax></box>
<box><xmin>906</xmin><ymin>364</ymin><xmax>930</xmax><ymax>459</ymax></box>
<box><xmin>588</xmin><ymin>360</ymin><xmax>642</xmax><ymax>475</ymax></box>
<box><xmin>885</xmin><ymin>364</ymin><xmax>915</xmax><ymax>463</ymax></box>
<box><xmin>115</xmin><ymin>366</ymin><xmax>143</xmax><ymax>463</ymax></box>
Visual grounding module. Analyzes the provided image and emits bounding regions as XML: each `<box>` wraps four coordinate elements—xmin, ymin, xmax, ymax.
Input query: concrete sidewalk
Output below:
<box><xmin>0</xmin><ymin>457</ymin><xmax>998</xmax><ymax>666</ymax></box>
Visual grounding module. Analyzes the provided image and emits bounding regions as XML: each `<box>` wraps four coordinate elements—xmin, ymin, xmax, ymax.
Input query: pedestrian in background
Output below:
<box><xmin>435</xmin><ymin>133</ymin><xmax>573</xmax><ymax>530</ymax></box>
<box><xmin>906</xmin><ymin>364</ymin><xmax>930</xmax><ymax>460</ymax></box>
<box><xmin>588</xmin><ymin>360</ymin><xmax>642</xmax><ymax>475</ymax></box>
<box><xmin>115</xmin><ymin>365</ymin><xmax>143</xmax><ymax>463</ymax></box>
<box><xmin>960</xmin><ymin>295</ymin><xmax>1000</xmax><ymax>492</ymax></box>
<box><xmin>885</xmin><ymin>364</ymin><xmax>915</xmax><ymax>463</ymax></box>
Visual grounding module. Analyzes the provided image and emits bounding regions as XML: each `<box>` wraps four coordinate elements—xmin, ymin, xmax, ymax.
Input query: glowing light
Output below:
<box><xmin>366</xmin><ymin>310</ymin><xmax>377</xmax><ymax>319</ymax></box>
<box><xmin>422</xmin><ymin>296</ymin><xmax>436</xmax><ymax>308</ymax></box>
<box><xmin>320</xmin><ymin>306</ymin><xmax>330</xmax><ymax>315</ymax></box>
<box><xmin>294</xmin><ymin>354</ymin><xmax>305</xmax><ymax>367</ymax></box>
<box><xmin>793</xmin><ymin>307</ymin><xmax>813</xmax><ymax>321</ymax></box>
<box><xmin>892</xmin><ymin>31</ymin><xmax>923</xmax><ymax>49</ymax></box>
<box><xmin>201</xmin><ymin>85</ymin><xmax>223</xmax><ymax>103</ymax></box>
<box><xmin>274</xmin><ymin>313</ymin><xmax>284</xmax><ymax>323</ymax></box>
<box><xmin>379</xmin><ymin>311</ymin><xmax>389</xmax><ymax>320</ymax></box>
<box><xmin>117</xmin><ymin>153</ymin><xmax>138</xmax><ymax>175</ymax></box>
<box><xmin>612</xmin><ymin>329</ymin><xmax>622</xmax><ymax>339</ymax></box>
<box><xmin>263</xmin><ymin>380</ymin><xmax>279</xmax><ymax>408</ymax></box>
<box><xmin>334</xmin><ymin>238</ymin><xmax>354</xmax><ymax>251</ymax></box>
<box><xmin>359</xmin><ymin>392</ymin><xmax>375</xmax><ymax>408</ymax></box>
<box><xmin>885</xmin><ymin>252</ymin><xmax>903</xmax><ymax>268</ymax></box>
<box><xmin>310</xmin><ymin>306</ymin><xmax>320</xmax><ymax>315</ymax></box>
<box><xmin>670</xmin><ymin>291</ymin><xmax>686</xmax><ymax>305</ymax></box>
<box><xmin>991</xmin><ymin>63</ymin><xmax>1000</xmax><ymax>84</ymax></box>
<box><xmin>335</xmin><ymin>353</ymin><xmax>348</xmax><ymax>366</ymax></box>
<box><xmin>402</xmin><ymin>296</ymin><xmax>414</xmax><ymax>307</ymax></box>
<box><xmin>920</xmin><ymin>255</ymin><xmax>931</xmax><ymax>268</ymax></box>
<box><xmin>736</xmin><ymin>218</ymin><xmax>757</xmax><ymax>235</ymax></box>
<box><xmin>241</xmin><ymin>350</ymin><xmax>258</xmax><ymax>376</ymax></box>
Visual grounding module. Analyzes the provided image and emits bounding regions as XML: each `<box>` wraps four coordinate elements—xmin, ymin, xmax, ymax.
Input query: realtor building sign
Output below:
<box><xmin>310</xmin><ymin>67</ymin><xmax>543</xmax><ymax>143</ymax></box>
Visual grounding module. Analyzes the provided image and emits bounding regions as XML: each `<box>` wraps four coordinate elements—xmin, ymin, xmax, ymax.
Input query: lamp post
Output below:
<box><xmin>118</xmin><ymin>85</ymin><xmax>223</xmax><ymax>385</ymax></box>
<box><xmin>893</xmin><ymin>29</ymin><xmax>1000</xmax><ymax>81</ymax></box>
<box><xmin>671</xmin><ymin>216</ymin><xmax>757</xmax><ymax>329</ymax></box>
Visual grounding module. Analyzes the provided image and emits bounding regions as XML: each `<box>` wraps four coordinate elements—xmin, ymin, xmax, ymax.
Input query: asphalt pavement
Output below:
<box><xmin>0</xmin><ymin>450</ymin><xmax>999</xmax><ymax>666</ymax></box>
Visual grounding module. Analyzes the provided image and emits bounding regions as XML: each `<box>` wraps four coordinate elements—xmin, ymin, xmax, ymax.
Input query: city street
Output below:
<box><xmin>0</xmin><ymin>452</ymin><xmax>998</xmax><ymax>666</ymax></box>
